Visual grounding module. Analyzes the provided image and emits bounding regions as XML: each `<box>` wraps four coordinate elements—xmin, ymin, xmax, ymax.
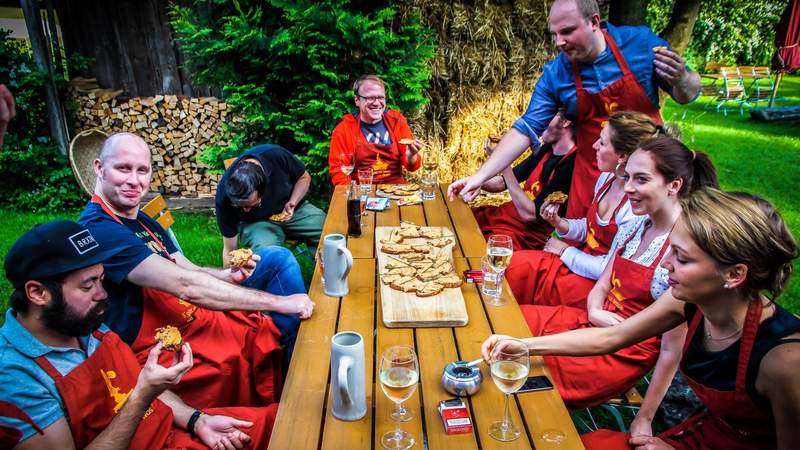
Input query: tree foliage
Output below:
<box><xmin>647</xmin><ymin>0</ymin><xmax>787</xmax><ymax>69</ymax></box>
<box><xmin>169</xmin><ymin>0</ymin><xmax>435</xmax><ymax>198</ymax></box>
<box><xmin>0</xmin><ymin>30</ymin><xmax>86</xmax><ymax>212</ymax></box>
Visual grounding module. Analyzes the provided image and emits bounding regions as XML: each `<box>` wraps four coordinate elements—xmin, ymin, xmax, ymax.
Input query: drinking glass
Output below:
<box><xmin>480</xmin><ymin>256</ymin><xmax>504</xmax><ymax>306</ymax></box>
<box><xmin>380</xmin><ymin>346</ymin><xmax>419</xmax><ymax>449</ymax></box>
<box><xmin>489</xmin><ymin>338</ymin><xmax>530</xmax><ymax>442</ymax></box>
<box><xmin>421</xmin><ymin>172</ymin><xmax>437</xmax><ymax>201</ymax></box>
<box><xmin>340</xmin><ymin>151</ymin><xmax>355</xmax><ymax>178</ymax></box>
<box><xmin>357</xmin><ymin>167</ymin><xmax>373</xmax><ymax>193</ymax></box>
<box><xmin>482</xmin><ymin>235</ymin><xmax>513</xmax><ymax>303</ymax></box>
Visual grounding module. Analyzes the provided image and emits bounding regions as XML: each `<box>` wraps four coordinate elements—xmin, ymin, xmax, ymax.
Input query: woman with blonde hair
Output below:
<box><xmin>507</xmin><ymin>111</ymin><xmax>672</xmax><ymax>307</ymax></box>
<box><xmin>506</xmin><ymin>136</ymin><xmax>719</xmax><ymax>409</ymax></box>
<box><xmin>484</xmin><ymin>189</ymin><xmax>800</xmax><ymax>449</ymax></box>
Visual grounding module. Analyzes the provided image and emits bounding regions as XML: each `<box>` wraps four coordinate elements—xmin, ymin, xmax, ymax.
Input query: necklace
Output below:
<box><xmin>704</xmin><ymin>320</ymin><xmax>743</xmax><ymax>341</ymax></box>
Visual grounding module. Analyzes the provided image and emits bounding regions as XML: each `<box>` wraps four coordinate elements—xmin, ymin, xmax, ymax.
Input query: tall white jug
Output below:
<box><xmin>331</xmin><ymin>331</ymin><xmax>367</xmax><ymax>421</ymax></box>
<box><xmin>323</xmin><ymin>234</ymin><xmax>352</xmax><ymax>297</ymax></box>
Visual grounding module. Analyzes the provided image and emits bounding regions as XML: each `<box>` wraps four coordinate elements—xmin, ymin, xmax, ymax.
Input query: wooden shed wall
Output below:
<box><xmin>54</xmin><ymin>0</ymin><xmax>218</xmax><ymax>97</ymax></box>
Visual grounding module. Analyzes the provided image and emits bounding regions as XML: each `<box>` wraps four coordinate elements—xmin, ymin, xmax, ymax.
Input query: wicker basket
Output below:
<box><xmin>69</xmin><ymin>129</ymin><xmax>108</xmax><ymax>196</ymax></box>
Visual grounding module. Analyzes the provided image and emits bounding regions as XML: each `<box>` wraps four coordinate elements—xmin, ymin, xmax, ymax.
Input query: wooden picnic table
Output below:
<box><xmin>268</xmin><ymin>184</ymin><xmax>584</xmax><ymax>450</ymax></box>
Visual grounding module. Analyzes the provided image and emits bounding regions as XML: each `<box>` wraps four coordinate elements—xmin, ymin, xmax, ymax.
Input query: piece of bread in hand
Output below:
<box><xmin>155</xmin><ymin>325</ymin><xmax>183</xmax><ymax>351</ymax></box>
<box><xmin>544</xmin><ymin>191</ymin><xmax>569</xmax><ymax>204</ymax></box>
<box><xmin>229</xmin><ymin>248</ymin><xmax>254</xmax><ymax>268</ymax></box>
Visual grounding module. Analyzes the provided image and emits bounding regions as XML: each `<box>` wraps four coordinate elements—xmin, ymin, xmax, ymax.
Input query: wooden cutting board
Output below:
<box><xmin>376</xmin><ymin>226</ymin><xmax>469</xmax><ymax>328</ymax></box>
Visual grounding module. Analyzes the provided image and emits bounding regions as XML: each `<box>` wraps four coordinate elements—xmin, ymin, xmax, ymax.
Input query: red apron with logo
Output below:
<box><xmin>354</xmin><ymin>117</ymin><xmax>408</xmax><ymax>184</ymax></box>
<box><xmin>33</xmin><ymin>330</ymin><xmax>276</xmax><ymax>449</ymax></box>
<box><xmin>473</xmin><ymin>145</ymin><xmax>577</xmax><ymax>251</ymax></box>
<box><xmin>92</xmin><ymin>196</ymin><xmax>284</xmax><ymax>409</ymax></box>
<box><xmin>581</xmin><ymin>301</ymin><xmax>776</xmax><ymax>450</ymax></box>
<box><xmin>520</xmin><ymin>224</ymin><xmax>668</xmax><ymax>408</ymax></box>
<box><xmin>507</xmin><ymin>175</ymin><xmax>626</xmax><ymax>307</ymax></box>
<box><xmin>567</xmin><ymin>30</ymin><xmax>662</xmax><ymax>219</ymax></box>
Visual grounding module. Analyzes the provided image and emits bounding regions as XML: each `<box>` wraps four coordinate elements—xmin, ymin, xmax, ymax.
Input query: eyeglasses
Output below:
<box><xmin>356</xmin><ymin>94</ymin><xmax>386</xmax><ymax>103</ymax></box>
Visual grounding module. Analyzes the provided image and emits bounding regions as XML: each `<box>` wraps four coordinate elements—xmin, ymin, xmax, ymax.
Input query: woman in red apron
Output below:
<box><xmin>91</xmin><ymin>196</ymin><xmax>284</xmax><ymax>410</ymax></box>
<box><xmin>515</xmin><ymin>137</ymin><xmax>718</xmax><ymax>408</ymax></box>
<box><xmin>576</xmin><ymin>189</ymin><xmax>800</xmax><ymax>450</ymax></box>
<box><xmin>29</xmin><ymin>330</ymin><xmax>276</xmax><ymax>449</ymax></box>
<box><xmin>506</xmin><ymin>111</ymin><xmax>663</xmax><ymax>307</ymax></box>
<box><xmin>567</xmin><ymin>28</ymin><xmax>663</xmax><ymax>220</ymax></box>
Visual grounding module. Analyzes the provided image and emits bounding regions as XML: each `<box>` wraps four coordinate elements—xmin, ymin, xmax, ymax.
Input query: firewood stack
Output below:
<box><xmin>70</xmin><ymin>77</ymin><xmax>227</xmax><ymax>197</ymax></box>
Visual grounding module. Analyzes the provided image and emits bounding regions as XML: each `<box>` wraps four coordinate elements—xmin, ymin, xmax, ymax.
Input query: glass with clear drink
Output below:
<box><xmin>421</xmin><ymin>172</ymin><xmax>437</xmax><ymax>201</ymax></box>
<box><xmin>489</xmin><ymin>338</ymin><xmax>529</xmax><ymax>442</ymax></box>
<box><xmin>482</xmin><ymin>234</ymin><xmax>513</xmax><ymax>304</ymax></box>
<box><xmin>380</xmin><ymin>346</ymin><xmax>419</xmax><ymax>449</ymax></box>
<box><xmin>357</xmin><ymin>167</ymin><xmax>373</xmax><ymax>193</ymax></box>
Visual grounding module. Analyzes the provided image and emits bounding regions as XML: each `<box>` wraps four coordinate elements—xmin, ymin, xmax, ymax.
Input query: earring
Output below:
<box><xmin>723</xmin><ymin>282</ymin><xmax>730</xmax><ymax>289</ymax></box>
<box><xmin>614</xmin><ymin>162</ymin><xmax>625</xmax><ymax>177</ymax></box>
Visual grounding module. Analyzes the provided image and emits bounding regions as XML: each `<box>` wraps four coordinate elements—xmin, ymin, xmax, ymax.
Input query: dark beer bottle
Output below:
<box><xmin>347</xmin><ymin>181</ymin><xmax>362</xmax><ymax>237</ymax></box>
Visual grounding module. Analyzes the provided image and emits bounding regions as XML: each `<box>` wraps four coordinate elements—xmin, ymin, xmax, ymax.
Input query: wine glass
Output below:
<box><xmin>482</xmin><ymin>234</ymin><xmax>513</xmax><ymax>304</ymax></box>
<box><xmin>489</xmin><ymin>338</ymin><xmax>530</xmax><ymax>442</ymax></box>
<box><xmin>380</xmin><ymin>346</ymin><xmax>419</xmax><ymax>450</ymax></box>
<box><xmin>341</xmin><ymin>151</ymin><xmax>355</xmax><ymax>177</ymax></box>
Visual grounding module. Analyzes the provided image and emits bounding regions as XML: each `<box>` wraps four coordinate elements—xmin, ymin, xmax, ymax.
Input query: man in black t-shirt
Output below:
<box><xmin>215</xmin><ymin>144</ymin><xmax>326</xmax><ymax>266</ymax></box>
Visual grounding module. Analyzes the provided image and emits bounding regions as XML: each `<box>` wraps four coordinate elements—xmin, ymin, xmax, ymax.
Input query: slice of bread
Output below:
<box><xmin>438</xmin><ymin>273</ymin><xmax>463</xmax><ymax>288</ymax></box>
<box><xmin>416</xmin><ymin>283</ymin><xmax>444</xmax><ymax>297</ymax></box>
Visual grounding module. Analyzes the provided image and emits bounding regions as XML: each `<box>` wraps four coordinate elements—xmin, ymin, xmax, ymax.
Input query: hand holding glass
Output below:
<box><xmin>489</xmin><ymin>338</ymin><xmax>529</xmax><ymax>441</ymax></box>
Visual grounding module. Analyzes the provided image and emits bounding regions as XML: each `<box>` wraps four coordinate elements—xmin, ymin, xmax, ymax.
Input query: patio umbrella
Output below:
<box><xmin>770</xmin><ymin>0</ymin><xmax>800</xmax><ymax>106</ymax></box>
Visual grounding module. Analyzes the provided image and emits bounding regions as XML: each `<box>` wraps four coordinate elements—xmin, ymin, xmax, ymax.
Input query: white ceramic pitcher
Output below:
<box><xmin>331</xmin><ymin>331</ymin><xmax>367</xmax><ymax>421</ymax></box>
<box><xmin>323</xmin><ymin>233</ymin><xmax>352</xmax><ymax>297</ymax></box>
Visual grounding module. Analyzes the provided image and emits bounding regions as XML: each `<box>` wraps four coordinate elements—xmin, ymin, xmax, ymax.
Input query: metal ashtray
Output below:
<box><xmin>441</xmin><ymin>360</ymin><xmax>483</xmax><ymax>396</ymax></box>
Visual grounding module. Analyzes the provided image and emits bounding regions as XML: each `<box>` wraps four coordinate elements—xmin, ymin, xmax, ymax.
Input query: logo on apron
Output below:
<box><xmin>178</xmin><ymin>299</ymin><xmax>197</xmax><ymax>320</ymax></box>
<box><xmin>525</xmin><ymin>181</ymin><xmax>541</xmax><ymax>200</ymax></box>
<box><xmin>372</xmin><ymin>153</ymin><xmax>389</xmax><ymax>172</ymax></box>
<box><xmin>586</xmin><ymin>225</ymin><xmax>600</xmax><ymax>250</ymax></box>
<box><xmin>607</xmin><ymin>272</ymin><xmax>625</xmax><ymax>311</ymax></box>
<box><xmin>100</xmin><ymin>369</ymin><xmax>131</xmax><ymax>413</ymax></box>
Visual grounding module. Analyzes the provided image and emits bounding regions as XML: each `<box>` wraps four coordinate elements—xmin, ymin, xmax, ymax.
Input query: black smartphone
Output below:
<box><xmin>516</xmin><ymin>375</ymin><xmax>554</xmax><ymax>393</ymax></box>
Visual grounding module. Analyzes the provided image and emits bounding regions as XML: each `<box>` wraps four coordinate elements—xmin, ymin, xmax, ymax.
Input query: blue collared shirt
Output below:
<box><xmin>0</xmin><ymin>310</ymin><xmax>106</xmax><ymax>442</ymax></box>
<box><xmin>512</xmin><ymin>22</ymin><xmax>693</xmax><ymax>141</ymax></box>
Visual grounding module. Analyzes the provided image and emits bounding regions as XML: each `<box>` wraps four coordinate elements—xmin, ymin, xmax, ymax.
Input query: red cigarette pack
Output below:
<box><xmin>438</xmin><ymin>398</ymin><xmax>473</xmax><ymax>434</ymax></box>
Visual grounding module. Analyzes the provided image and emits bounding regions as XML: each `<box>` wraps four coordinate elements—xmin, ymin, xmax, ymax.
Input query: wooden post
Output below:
<box><xmin>20</xmin><ymin>0</ymin><xmax>70</xmax><ymax>156</ymax></box>
<box><xmin>44</xmin><ymin>0</ymin><xmax>64</xmax><ymax>76</ymax></box>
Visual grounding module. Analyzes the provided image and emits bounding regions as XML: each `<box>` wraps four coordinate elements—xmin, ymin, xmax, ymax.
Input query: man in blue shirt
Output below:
<box><xmin>0</xmin><ymin>221</ymin><xmax>275</xmax><ymax>449</ymax></box>
<box><xmin>449</xmin><ymin>0</ymin><xmax>700</xmax><ymax>218</ymax></box>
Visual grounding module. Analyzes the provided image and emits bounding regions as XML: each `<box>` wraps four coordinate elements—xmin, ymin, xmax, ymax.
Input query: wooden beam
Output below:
<box><xmin>20</xmin><ymin>0</ymin><xmax>70</xmax><ymax>156</ymax></box>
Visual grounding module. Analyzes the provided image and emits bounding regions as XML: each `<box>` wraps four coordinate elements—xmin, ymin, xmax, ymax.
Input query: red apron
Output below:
<box><xmin>566</xmin><ymin>30</ymin><xmax>662</xmax><ymax>219</ymax></box>
<box><xmin>520</xmin><ymin>223</ymin><xmax>669</xmax><ymax>408</ymax></box>
<box><xmin>473</xmin><ymin>145</ymin><xmax>577</xmax><ymax>251</ymax></box>
<box><xmin>33</xmin><ymin>330</ymin><xmax>276</xmax><ymax>449</ymax></box>
<box><xmin>34</xmin><ymin>330</ymin><xmax>173</xmax><ymax>449</ymax></box>
<box><xmin>581</xmin><ymin>301</ymin><xmax>775</xmax><ymax>450</ymax></box>
<box><xmin>91</xmin><ymin>196</ymin><xmax>284</xmax><ymax>409</ymax></box>
<box><xmin>354</xmin><ymin>121</ymin><xmax>406</xmax><ymax>184</ymax></box>
<box><xmin>507</xmin><ymin>175</ymin><xmax>626</xmax><ymax>307</ymax></box>
<box><xmin>0</xmin><ymin>401</ymin><xmax>43</xmax><ymax>448</ymax></box>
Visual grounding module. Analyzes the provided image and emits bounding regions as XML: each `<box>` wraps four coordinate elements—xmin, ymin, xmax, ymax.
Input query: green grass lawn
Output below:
<box><xmin>0</xmin><ymin>76</ymin><xmax>798</xmax><ymax>319</ymax></box>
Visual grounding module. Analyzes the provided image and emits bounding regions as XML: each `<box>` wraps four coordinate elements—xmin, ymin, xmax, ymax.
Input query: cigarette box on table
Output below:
<box><xmin>438</xmin><ymin>398</ymin><xmax>473</xmax><ymax>434</ymax></box>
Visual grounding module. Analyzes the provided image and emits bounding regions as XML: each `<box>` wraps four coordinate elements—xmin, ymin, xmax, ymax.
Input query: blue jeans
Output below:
<box><xmin>241</xmin><ymin>246</ymin><xmax>304</xmax><ymax>363</ymax></box>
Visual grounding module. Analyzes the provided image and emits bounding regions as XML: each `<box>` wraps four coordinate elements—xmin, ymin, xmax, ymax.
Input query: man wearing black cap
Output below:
<box><xmin>0</xmin><ymin>221</ymin><xmax>277</xmax><ymax>449</ymax></box>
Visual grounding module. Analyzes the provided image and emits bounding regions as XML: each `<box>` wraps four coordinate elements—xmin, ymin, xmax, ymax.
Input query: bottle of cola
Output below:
<box><xmin>347</xmin><ymin>181</ymin><xmax>362</xmax><ymax>237</ymax></box>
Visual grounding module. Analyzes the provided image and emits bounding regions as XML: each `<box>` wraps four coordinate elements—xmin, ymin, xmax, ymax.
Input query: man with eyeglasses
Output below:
<box><xmin>328</xmin><ymin>74</ymin><xmax>423</xmax><ymax>185</ymax></box>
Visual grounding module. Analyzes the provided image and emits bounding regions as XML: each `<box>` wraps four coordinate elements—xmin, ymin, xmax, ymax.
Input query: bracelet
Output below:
<box><xmin>500</xmin><ymin>177</ymin><xmax>507</xmax><ymax>189</ymax></box>
<box><xmin>187</xmin><ymin>410</ymin><xmax>204</xmax><ymax>437</ymax></box>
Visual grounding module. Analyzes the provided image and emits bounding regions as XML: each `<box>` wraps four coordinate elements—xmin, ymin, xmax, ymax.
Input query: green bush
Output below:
<box><xmin>0</xmin><ymin>30</ymin><xmax>86</xmax><ymax>212</ymax></box>
<box><xmin>647</xmin><ymin>0</ymin><xmax>786</xmax><ymax>70</ymax></box>
<box><xmin>169</xmin><ymin>0</ymin><xmax>435</xmax><ymax>203</ymax></box>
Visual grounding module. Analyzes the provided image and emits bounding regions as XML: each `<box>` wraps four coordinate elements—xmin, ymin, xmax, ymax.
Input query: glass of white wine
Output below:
<box><xmin>380</xmin><ymin>345</ymin><xmax>419</xmax><ymax>450</ymax></box>
<box><xmin>489</xmin><ymin>337</ymin><xmax>529</xmax><ymax>441</ymax></box>
<box><xmin>482</xmin><ymin>234</ymin><xmax>513</xmax><ymax>304</ymax></box>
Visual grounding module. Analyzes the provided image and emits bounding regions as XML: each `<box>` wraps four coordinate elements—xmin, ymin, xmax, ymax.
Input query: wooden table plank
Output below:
<box><xmin>421</xmin><ymin>192</ymin><xmax>464</xmax><ymax>257</ymax></box>
<box><xmin>415</xmin><ymin>327</ymin><xmax>480</xmax><ymax>449</ymax></box>
<box><xmin>467</xmin><ymin>257</ymin><xmax>585</xmax><ymax>450</ymax></box>
<box><xmin>374</xmin><ymin>201</ymin><xmax>425</xmax><ymax>450</ymax></box>
<box><xmin>323</xmin><ymin>185</ymin><xmax>349</xmax><ymax>238</ymax></box>
<box><xmin>268</xmin><ymin>260</ymin><xmax>343</xmax><ymax>450</ymax></box>
<box><xmin>321</xmin><ymin>259</ymin><xmax>376</xmax><ymax>450</ymax></box>
<box><xmin>438</xmin><ymin>183</ymin><xmax>486</xmax><ymax>258</ymax></box>
<box><xmin>451</xmin><ymin>258</ymin><xmax>534</xmax><ymax>450</ymax></box>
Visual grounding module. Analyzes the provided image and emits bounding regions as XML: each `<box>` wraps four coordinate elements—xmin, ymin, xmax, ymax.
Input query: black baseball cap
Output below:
<box><xmin>4</xmin><ymin>220</ymin><xmax>112</xmax><ymax>290</ymax></box>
